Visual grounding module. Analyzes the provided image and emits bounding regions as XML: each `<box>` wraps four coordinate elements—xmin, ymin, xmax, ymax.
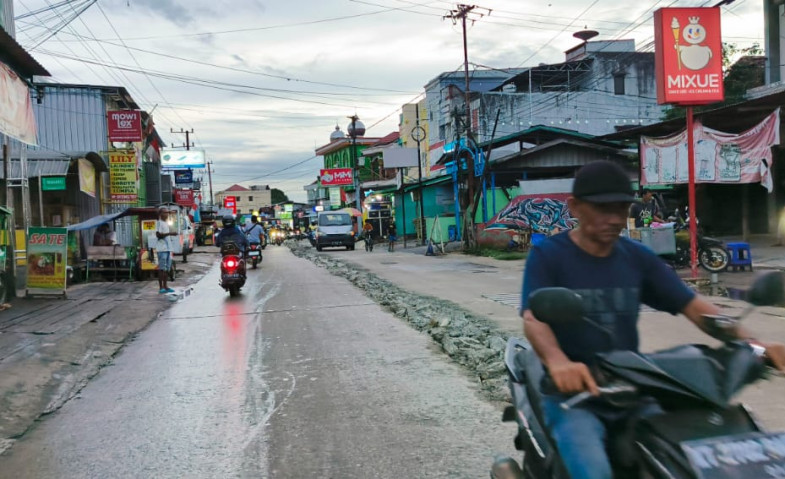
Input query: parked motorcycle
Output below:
<box><xmin>247</xmin><ymin>243</ymin><xmax>262</xmax><ymax>269</ymax></box>
<box><xmin>662</xmin><ymin>208</ymin><xmax>730</xmax><ymax>273</ymax></box>
<box><xmin>219</xmin><ymin>241</ymin><xmax>246</xmax><ymax>297</ymax></box>
<box><xmin>495</xmin><ymin>272</ymin><xmax>785</xmax><ymax>479</ymax></box>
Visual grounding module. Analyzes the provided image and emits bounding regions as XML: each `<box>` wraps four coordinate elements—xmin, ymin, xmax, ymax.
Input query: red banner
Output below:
<box><xmin>320</xmin><ymin>168</ymin><xmax>353</xmax><ymax>186</ymax></box>
<box><xmin>654</xmin><ymin>7</ymin><xmax>724</xmax><ymax>105</ymax></box>
<box><xmin>107</xmin><ymin>110</ymin><xmax>143</xmax><ymax>142</ymax></box>
<box><xmin>223</xmin><ymin>196</ymin><xmax>237</xmax><ymax>214</ymax></box>
<box><xmin>175</xmin><ymin>189</ymin><xmax>194</xmax><ymax>207</ymax></box>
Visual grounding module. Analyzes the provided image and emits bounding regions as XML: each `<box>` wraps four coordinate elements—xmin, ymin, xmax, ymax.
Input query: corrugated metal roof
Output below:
<box><xmin>0</xmin><ymin>159</ymin><xmax>70</xmax><ymax>179</ymax></box>
<box><xmin>31</xmin><ymin>86</ymin><xmax>108</xmax><ymax>154</ymax></box>
<box><xmin>0</xmin><ymin>26</ymin><xmax>49</xmax><ymax>77</ymax></box>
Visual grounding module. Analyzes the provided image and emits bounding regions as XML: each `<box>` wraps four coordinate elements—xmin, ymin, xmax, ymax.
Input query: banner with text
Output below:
<box><xmin>641</xmin><ymin>109</ymin><xmax>780</xmax><ymax>191</ymax></box>
<box><xmin>109</xmin><ymin>150</ymin><xmax>138</xmax><ymax>203</ymax></box>
<box><xmin>654</xmin><ymin>7</ymin><xmax>724</xmax><ymax>105</ymax></box>
<box><xmin>107</xmin><ymin>110</ymin><xmax>143</xmax><ymax>142</ymax></box>
<box><xmin>26</xmin><ymin>227</ymin><xmax>67</xmax><ymax>294</ymax></box>
<box><xmin>320</xmin><ymin>168</ymin><xmax>353</xmax><ymax>186</ymax></box>
<box><xmin>175</xmin><ymin>189</ymin><xmax>194</xmax><ymax>207</ymax></box>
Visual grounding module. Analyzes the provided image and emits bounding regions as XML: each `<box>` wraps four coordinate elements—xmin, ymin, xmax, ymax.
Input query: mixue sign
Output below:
<box><xmin>320</xmin><ymin>168</ymin><xmax>353</xmax><ymax>186</ymax></box>
<box><xmin>654</xmin><ymin>7</ymin><xmax>724</xmax><ymax>105</ymax></box>
<box><xmin>107</xmin><ymin>110</ymin><xmax>143</xmax><ymax>142</ymax></box>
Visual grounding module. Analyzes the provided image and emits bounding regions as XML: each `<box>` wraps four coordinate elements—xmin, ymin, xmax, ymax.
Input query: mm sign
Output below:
<box><xmin>654</xmin><ymin>7</ymin><xmax>724</xmax><ymax>105</ymax></box>
<box><xmin>320</xmin><ymin>168</ymin><xmax>353</xmax><ymax>186</ymax></box>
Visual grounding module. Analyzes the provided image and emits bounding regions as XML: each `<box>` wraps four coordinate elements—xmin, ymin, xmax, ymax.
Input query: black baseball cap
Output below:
<box><xmin>572</xmin><ymin>161</ymin><xmax>637</xmax><ymax>204</ymax></box>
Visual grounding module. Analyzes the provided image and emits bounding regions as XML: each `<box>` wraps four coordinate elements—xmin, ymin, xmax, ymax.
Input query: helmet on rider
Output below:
<box><xmin>222</xmin><ymin>215</ymin><xmax>235</xmax><ymax>228</ymax></box>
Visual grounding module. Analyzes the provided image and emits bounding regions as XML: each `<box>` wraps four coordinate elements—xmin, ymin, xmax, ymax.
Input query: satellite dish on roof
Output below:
<box><xmin>573</xmin><ymin>30</ymin><xmax>599</xmax><ymax>42</ymax></box>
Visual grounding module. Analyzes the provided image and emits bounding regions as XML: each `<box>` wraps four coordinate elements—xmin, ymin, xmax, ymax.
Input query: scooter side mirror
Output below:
<box><xmin>746</xmin><ymin>271</ymin><xmax>785</xmax><ymax>307</ymax></box>
<box><xmin>528</xmin><ymin>288</ymin><xmax>584</xmax><ymax>326</ymax></box>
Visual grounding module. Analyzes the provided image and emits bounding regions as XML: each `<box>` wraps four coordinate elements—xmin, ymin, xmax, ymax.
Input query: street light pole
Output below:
<box><xmin>348</xmin><ymin>115</ymin><xmax>365</xmax><ymax>211</ymax></box>
<box><xmin>412</xmin><ymin>108</ymin><xmax>426</xmax><ymax>245</ymax></box>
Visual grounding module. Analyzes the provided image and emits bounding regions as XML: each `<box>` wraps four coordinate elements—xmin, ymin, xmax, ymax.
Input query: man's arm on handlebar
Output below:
<box><xmin>523</xmin><ymin>309</ymin><xmax>599</xmax><ymax>395</ymax></box>
<box><xmin>682</xmin><ymin>296</ymin><xmax>785</xmax><ymax>371</ymax></box>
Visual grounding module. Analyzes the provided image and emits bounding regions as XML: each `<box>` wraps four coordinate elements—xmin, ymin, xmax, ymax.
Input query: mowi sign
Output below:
<box><xmin>654</xmin><ymin>7</ymin><xmax>724</xmax><ymax>105</ymax></box>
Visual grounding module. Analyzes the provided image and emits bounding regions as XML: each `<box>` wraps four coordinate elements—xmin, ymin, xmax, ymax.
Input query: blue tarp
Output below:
<box><xmin>66</xmin><ymin>211</ymin><xmax>129</xmax><ymax>231</ymax></box>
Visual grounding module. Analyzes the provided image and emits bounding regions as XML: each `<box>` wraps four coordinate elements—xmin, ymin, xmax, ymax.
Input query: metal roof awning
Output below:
<box><xmin>0</xmin><ymin>151</ymin><xmax>109</xmax><ymax>179</ymax></box>
<box><xmin>0</xmin><ymin>27</ymin><xmax>49</xmax><ymax>78</ymax></box>
<box><xmin>403</xmin><ymin>174</ymin><xmax>451</xmax><ymax>192</ymax></box>
<box><xmin>0</xmin><ymin>158</ymin><xmax>71</xmax><ymax>179</ymax></box>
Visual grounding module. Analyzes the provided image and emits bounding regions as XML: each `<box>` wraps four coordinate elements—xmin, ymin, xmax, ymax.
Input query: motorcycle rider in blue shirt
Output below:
<box><xmin>244</xmin><ymin>215</ymin><xmax>265</xmax><ymax>247</ymax></box>
<box><xmin>515</xmin><ymin>161</ymin><xmax>785</xmax><ymax>479</ymax></box>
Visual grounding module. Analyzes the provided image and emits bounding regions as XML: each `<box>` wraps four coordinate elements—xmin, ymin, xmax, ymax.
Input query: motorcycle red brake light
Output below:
<box><xmin>224</xmin><ymin>258</ymin><xmax>237</xmax><ymax>269</ymax></box>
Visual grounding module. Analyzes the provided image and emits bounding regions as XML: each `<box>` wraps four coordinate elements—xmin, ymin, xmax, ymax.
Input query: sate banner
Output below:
<box><xmin>641</xmin><ymin>109</ymin><xmax>780</xmax><ymax>191</ymax></box>
<box><xmin>109</xmin><ymin>150</ymin><xmax>138</xmax><ymax>203</ymax></box>
<box><xmin>78</xmin><ymin>158</ymin><xmax>96</xmax><ymax>197</ymax></box>
<box><xmin>26</xmin><ymin>227</ymin><xmax>67</xmax><ymax>295</ymax></box>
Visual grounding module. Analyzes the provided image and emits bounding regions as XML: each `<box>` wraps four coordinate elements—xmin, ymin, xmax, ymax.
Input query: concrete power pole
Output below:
<box><xmin>444</xmin><ymin>4</ymin><xmax>490</xmax><ymax>249</ymax></box>
<box><xmin>170</xmin><ymin>128</ymin><xmax>194</xmax><ymax>150</ymax></box>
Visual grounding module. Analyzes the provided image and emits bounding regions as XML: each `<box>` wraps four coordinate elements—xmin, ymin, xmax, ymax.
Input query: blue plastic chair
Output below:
<box><xmin>726</xmin><ymin>242</ymin><xmax>752</xmax><ymax>272</ymax></box>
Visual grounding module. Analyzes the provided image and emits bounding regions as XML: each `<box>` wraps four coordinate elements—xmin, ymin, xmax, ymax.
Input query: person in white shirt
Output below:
<box><xmin>155</xmin><ymin>207</ymin><xmax>178</xmax><ymax>294</ymax></box>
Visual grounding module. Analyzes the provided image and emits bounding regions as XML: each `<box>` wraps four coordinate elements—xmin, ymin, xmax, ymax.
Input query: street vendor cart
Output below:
<box><xmin>65</xmin><ymin>205</ymin><xmax>185</xmax><ymax>283</ymax></box>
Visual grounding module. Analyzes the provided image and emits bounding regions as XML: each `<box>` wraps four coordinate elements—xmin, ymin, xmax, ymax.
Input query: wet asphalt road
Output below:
<box><xmin>0</xmin><ymin>245</ymin><xmax>516</xmax><ymax>478</ymax></box>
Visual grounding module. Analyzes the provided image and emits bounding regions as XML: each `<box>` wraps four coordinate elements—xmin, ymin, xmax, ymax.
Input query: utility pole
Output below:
<box><xmin>207</xmin><ymin>160</ymin><xmax>214</xmax><ymax>206</ymax></box>
<box><xmin>170</xmin><ymin>128</ymin><xmax>194</xmax><ymax>150</ymax></box>
<box><xmin>444</xmin><ymin>4</ymin><xmax>490</xmax><ymax>249</ymax></box>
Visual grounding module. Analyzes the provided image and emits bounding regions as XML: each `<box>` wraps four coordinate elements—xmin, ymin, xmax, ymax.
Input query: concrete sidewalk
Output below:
<box><xmin>0</xmin><ymin>248</ymin><xmax>214</xmax><ymax>452</ymax></box>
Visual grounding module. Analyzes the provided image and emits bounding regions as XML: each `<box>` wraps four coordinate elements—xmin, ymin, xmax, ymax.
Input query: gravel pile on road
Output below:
<box><xmin>289</xmin><ymin>241</ymin><xmax>512</xmax><ymax>402</ymax></box>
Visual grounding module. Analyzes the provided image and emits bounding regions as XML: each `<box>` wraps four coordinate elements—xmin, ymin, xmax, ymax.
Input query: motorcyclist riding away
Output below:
<box><xmin>244</xmin><ymin>215</ymin><xmax>265</xmax><ymax>246</ymax></box>
<box><xmin>518</xmin><ymin>161</ymin><xmax>785</xmax><ymax>479</ymax></box>
<box><xmin>216</xmin><ymin>215</ymin><xmax>248</xmax><ymax>252</ymax></box>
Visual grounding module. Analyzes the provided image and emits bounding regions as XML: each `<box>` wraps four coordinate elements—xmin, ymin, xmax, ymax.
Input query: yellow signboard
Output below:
<box><xmin>78</xmin><ymin>158</ymin><xmax>95</xmax><ymax>197</ymax></box>
<box><xmin>109</xmin><ymin>150</ymin><xmax>138</xmax><ymax>203</ymax></box>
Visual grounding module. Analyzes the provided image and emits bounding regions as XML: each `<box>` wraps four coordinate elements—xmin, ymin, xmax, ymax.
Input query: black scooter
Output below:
<box><xmin>495</xmin><ymin>272</ymin><xmax>785</xmax><ymax>479</ymax></box>
<box><xmin>219</xmin><ymin>241</ymin><xmax>246</xmax><ymax>297</ymax></box>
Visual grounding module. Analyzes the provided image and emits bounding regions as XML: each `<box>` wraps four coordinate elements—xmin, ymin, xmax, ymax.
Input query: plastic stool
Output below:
<box><xmin>726</xmin><ymin>242</ymin><xmax>753</xmax><ymax>272</ymax></box>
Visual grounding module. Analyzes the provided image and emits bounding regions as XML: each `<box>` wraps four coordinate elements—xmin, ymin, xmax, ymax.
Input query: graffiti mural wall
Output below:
<box><xmin>478</xmin><ymin>193</ymin><xmax>577</xmax><ymax>247</ymax></box>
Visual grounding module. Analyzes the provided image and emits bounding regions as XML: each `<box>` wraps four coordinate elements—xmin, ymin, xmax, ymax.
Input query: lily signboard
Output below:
<box><xmin>109</xmin><ymin>150</ymin><xmax>138</xmax><ymax>203</ymax></box>
<box><xmin>654</xmin><ymin>7</ymin><xmax>724</xmax><ymax>105</ymax></box>
<box><xmin>320</xmin><ymin>168</ymin><xmax>353</xmax><ymax>186</ymax></box>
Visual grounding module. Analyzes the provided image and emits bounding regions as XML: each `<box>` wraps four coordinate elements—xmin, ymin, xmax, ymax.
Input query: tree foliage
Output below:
<box><xmin>271</xmin><ymin>188</ymin><xmax>289</xmax><ymax>204</ymax></box>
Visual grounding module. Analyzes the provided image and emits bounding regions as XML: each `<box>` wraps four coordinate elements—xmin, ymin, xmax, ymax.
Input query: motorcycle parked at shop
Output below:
<box><xmin>494</xmin><ymin>272</ymin><xmax>785</xmax><ymax>479</ymax></box>
<box><xmin>663</xmin><ymin>208</ymin><xmax>731</xmax><ymax>273</ymax></box>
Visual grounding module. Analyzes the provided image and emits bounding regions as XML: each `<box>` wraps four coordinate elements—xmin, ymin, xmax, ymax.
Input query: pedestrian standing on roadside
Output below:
<box><xmin>155</xmin><ymin>207</ymin><xmax>178</xmax><ymax>294</ymax></box>
<box><xmin>387</xmin><ymin>223</ymin><xmax>397</xmax><ymax>252</ymax></box>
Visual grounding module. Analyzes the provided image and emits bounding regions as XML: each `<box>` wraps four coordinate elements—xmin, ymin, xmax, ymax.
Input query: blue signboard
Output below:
<box><xmin>174</xmin><ymin>170</ymin><xmax>193</xmax><ymax>184</ymax></box>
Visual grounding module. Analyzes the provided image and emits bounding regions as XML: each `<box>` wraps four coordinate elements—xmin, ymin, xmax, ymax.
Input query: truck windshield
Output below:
<box><xmin>319</xmin><ymin>214</ymin><xmax>352</xmax><ymax>226</ymax></box>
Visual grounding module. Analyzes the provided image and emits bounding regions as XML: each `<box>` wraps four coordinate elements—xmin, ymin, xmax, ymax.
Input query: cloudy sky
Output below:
<box><xmin>14</xmin><ymin>0</ymin><xmax>764</xmax><ymax>202</ymax></box>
